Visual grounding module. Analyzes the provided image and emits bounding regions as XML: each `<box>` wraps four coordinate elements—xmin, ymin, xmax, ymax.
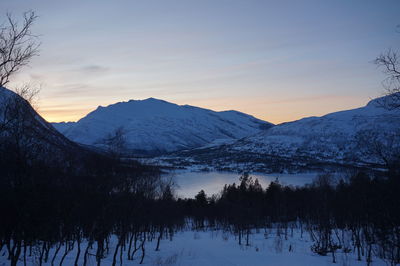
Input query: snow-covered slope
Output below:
<box><xmin>53</xmin><ymin>98</ymin><xmax>273</xmax><ymax>154</ymax></box>
<box><xmin>0</xmin><ymin>86</ymin><xmax>89</xmax><ymax>164</ymax></box>
<box><xmin>0</xmin><ymin>87</ymin><xmax>59</xmax><ymax>133</ymax></box>
<box><xmin>160</xmin><ymin>95</ymin><xmax>400</xmax><ymax>172</ymax></box>
<box><xmin>233</xmin><ymin>96</ymin><xmax>399</xmax><ymax>160</ymax></box>
<box><xmin>0</xmin><ymin>228</ymin><xmax>385</xmax><ymax>265</ymax></box>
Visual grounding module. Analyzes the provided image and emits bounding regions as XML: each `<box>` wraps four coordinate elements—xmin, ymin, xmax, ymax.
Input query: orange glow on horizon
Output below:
<box><xmin>37</xmin><ymin>95</ymin><xmax>368</xmax><ymax>125</ymax></box>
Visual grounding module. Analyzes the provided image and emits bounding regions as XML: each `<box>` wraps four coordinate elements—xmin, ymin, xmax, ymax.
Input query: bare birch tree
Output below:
<box><xmin>0</xmin><ymin>11</ymin><xmax>40</xmax><ymax>87</ymax></box>
<box><xmin>374</xmin><ymin>38</ymin><xmax>400</xmax><ymax>109</ymax></box>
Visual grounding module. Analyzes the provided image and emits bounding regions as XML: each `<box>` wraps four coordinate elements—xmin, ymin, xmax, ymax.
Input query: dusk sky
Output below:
<box><xmin>1</xmin><ymin>0</ymin><xmax>399</xmax><ymax>124</ymax></box>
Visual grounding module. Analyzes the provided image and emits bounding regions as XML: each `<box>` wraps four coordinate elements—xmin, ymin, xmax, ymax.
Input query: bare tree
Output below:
<box><xmin>0</xmin><ymin>11</ymin><xmax>47</xmax><ymax>176</ymax></box>
<box><xmin>356</xmin><ymin>129</ymin><xmax>400</xmax><ymax>173</ymax></box>
<box><xmin>0</xmin><ymin>11</ymin><xmax>40</xmax><ymax>87</ymax></box>
<box><xmin>374</xmin><ymin>48</ymin><xmax>400</xmax><ymax>109</ymax></box>
<box><xmin>0</xmin><ymin>11</ymin><xmax>41</xmax><ymax>134</ymax></box>
<box><xmin>15</xmin><ymin>83</ymin><xmax>40</xmax><ymax>104</ymax></box>
<box><xmin>103</xmin><ymin>126</ymin><xmax>128</xmax><ymax>157</ymax></box>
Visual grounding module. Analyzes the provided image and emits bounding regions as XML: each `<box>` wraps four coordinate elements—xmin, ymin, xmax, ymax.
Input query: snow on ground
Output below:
<box><xmin>0</xmin><ymin>229</ymin><xmax>386</xmax><ymax>265</ymax></box>
<box><xmin>143</xmin><ymin>230</ymin><xmax>386</xmax><ymax>266</ymax></box>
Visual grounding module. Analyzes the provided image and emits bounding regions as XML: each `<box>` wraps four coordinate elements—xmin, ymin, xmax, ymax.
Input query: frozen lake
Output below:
<box><xmin>167</xmin><ymin>171</ymin><xmax>318</xmax><ymax>198</ymax></box>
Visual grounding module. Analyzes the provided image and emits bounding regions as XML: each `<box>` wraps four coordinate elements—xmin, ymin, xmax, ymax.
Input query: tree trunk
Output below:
<box><xmin>23</xmin><ymin>242</ymin><xmax>27</xmax><ymax>266</ymax></box>
<box><xmin>119</xmin><ymin>238</ymin><xmax>124</xmax><ymax>266</ymax></box>
<box><xmin>83</xmin><ymin>241</ymin><xmax>92</xmax><ymax>266</ymax></box>
<box><xmin>139</xmin><ymin>233</ymin><xmax>146</xmax><ymax>264</ymax></box>
<box><xmin>112</xmin><ymin>240</ymin><xmax>120</xmax><ymax>266</ymax></box>
<box><xmin>74</xmin><ymin>239</ymin><xmax>81</xmax><ymax>266</ymax></box>
<box><xmin>127</xmin><ymin>233</ymin><xmax>134</xmax><ymax>260</ymax></box>
<box><xmin>39</xmin><ymin>241</ymin><xmax>45</xmax><ymax>266</ymax></box>
<box><xmin>44</xmin><ymin>242</ymin><xmax>51</xmax><ymax>263</ymax></box>
<box><xmin>8</xmin><ymin>240</ymin><xmax>22</xmax><ymax>266</ymax></box>
<box><xmin>155</xmin><ymin>229</ymin><xmax>163</xmax><ymax>251</ymax></box>
<box><xmin>96</xmin><ymin>239</ymin><xmax>104</xmax><ymax>266</ymax></box>
<box><xmin>367</xmin><ymin>243</ymin><xmax>372</xmax><ymax>266</ymax></box>
<box><xmin>130</xmin><ymin>233</ymin><xmax>139</xmax><ymax>260</ymax></box>
<box><xmin>246</xmin><ymin>229</ymin><xmax>250</xmax><ymax>246</ymax></box>
<box><xmin>59</xmin><ymin>242</ymin><xmax>72</xmax><ymax>266</ymax></box>
<box><xmin>51</xmin><ymin>242</ymin><xmax>62</xmax><ymax>266</ymax></box>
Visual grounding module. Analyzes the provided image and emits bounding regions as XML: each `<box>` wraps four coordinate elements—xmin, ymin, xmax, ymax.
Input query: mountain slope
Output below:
<box><xmin>53</xmin><ymin>98</ymin><xmax>273</xmax><ymax>154</ymax></box>
<box><xmin>160</xmin><ymin>95</ymin><xmax>400</xmax><ymax>172</ymax></box>
<box><xmin>0</xmin><ymin>87</ymin><xmax>91</xmax><ymax>165</ymax></box>
<box><xmin>233</xmin><ymin>96</ymin><xmax>399</xmax><ymax>158</ymax></box>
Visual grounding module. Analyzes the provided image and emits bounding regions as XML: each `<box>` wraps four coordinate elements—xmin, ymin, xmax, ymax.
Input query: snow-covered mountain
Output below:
<box><xmin>159</xmin><ymin>95</ymin><xmax>400</xmax><ymax>172</ymax></box>
<box><xmin>52</xmin><ymin>98</ymin><xmax>273</xmax><ymax>154</ymax></box>
<box><xmin>234</xmin><ymin>95</ymin><xmax>399</xmax><ymax>161</ymax></box>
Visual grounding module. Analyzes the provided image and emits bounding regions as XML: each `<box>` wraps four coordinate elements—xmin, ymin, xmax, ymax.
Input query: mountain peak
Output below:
<box><xmin>93</xmin><ymin>98</ymin><xmax>176</xmax><ymax>113</ymax></box>
<box><xmin>128</xmin><ymin>97</ymin><xmax>169</xmax><ymax>103</ymax></box>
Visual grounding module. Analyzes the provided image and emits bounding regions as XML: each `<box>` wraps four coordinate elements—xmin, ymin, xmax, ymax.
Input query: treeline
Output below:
<box><xmin>1</xmin><ymin>156</ymin><xmax>399</xmax><ymax>265</ymax></box>
<box><xmin>0</xmin><ymin>141</ymin><xmax>173</xmax><ymax>266</ymax></box>
<box><xmin>182</xmin><ymin>170</ymin><xmax>400</xmax><ymax>265</ymax></box>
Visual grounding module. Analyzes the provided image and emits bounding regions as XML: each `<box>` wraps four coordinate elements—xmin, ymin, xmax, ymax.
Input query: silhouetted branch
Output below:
<box><xmin>0</xmin><ymin>11</ymin><xmax>40</xmax><ymax>87</ymax></box>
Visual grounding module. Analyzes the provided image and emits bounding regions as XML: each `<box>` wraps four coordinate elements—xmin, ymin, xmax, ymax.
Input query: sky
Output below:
<box><xmin>1</xmin><ymin>0</ymin><xmax>399</xmax><ymax>124</ymax></box>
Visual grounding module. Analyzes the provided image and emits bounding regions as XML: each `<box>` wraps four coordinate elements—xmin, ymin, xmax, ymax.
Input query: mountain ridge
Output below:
<box><xmin>53</xmin><ymin>97</ymin><xmax>273</xmax><ymax>154</ymax></box>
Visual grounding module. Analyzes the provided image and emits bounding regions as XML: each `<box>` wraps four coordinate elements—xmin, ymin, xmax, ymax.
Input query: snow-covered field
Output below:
<box><xmin>0</xmin><ymin>229</ymin><xmax>386</xmax><ymax>266</ymax></box>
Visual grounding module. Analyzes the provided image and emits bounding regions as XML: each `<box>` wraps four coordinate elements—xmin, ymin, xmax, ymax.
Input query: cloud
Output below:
<box><xmin>79</xmin><ymin>65</ymin><xmax>109</xmax><ymax>73</ymax></box>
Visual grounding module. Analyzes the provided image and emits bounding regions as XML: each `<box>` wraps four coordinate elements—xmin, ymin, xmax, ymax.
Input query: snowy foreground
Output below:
<box><xmin>0</xmin><ymin>229</ymin><xmax>386</xmax><ymax>266</ymax></box>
